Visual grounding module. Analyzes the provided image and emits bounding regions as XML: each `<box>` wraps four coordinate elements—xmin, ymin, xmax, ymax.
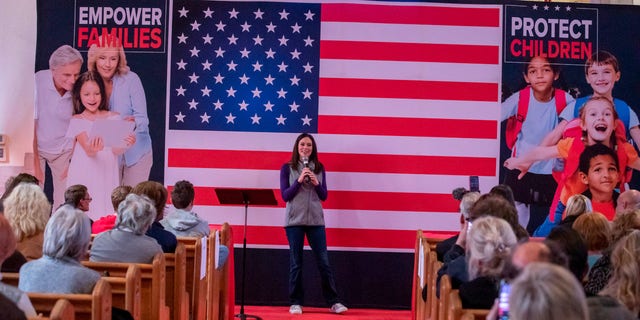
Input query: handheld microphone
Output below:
<box><xmin>302</xmin><ymin>157</ymin><xmax>310</xmax><ymax>183</ymax></box>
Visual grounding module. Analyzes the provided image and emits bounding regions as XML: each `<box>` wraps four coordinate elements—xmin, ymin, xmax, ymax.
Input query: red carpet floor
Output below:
<box><xmin>234</xmin><ymin>306</ymin><xmax>411</xmax><ymax>320</ymax></box>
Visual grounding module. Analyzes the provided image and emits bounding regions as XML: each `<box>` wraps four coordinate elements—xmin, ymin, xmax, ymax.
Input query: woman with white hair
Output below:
<box><xmin>2</xmin><ymin>183</ymin><xmax>51</xmax><ymax>260</ymax></box>
<box><xmin>18</xmin><ymin>205</ymin><xmax>100</xmax><ymax>294</ymax></box>
<box><xmin>508</xmin><ymin>262</ymin><xmax>589</xmax><ymax>320</ymax></box>
<box><xmin>90</xmin><ymin>193</ymin><xmax>162</xmax><ymax>263</ymax></box>
<box><xmin>87</xmin><ymin>35</ymin><xmax>152</xmax><ymax>186</ymax></box>
<box><xmin>459</xmin><ymin>216</ymin><xmax>517</xmax><ymax>309</ymax></box>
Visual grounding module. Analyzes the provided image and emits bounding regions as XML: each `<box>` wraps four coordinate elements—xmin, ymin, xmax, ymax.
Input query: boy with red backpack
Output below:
<box><xmin>502</xmin><ymin>56</ymin><xmax>574</xmax><ymax>231</ymax></box>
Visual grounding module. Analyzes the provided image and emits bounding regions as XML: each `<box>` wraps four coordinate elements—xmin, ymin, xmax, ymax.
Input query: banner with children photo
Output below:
<box><xmin>500</xmin><ymin>1</ymin><xmax>640</xmax><ymax>235</ymax></box>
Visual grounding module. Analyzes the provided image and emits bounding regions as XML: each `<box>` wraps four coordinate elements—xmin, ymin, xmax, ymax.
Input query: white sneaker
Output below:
<box><xmin>331</xmin><ymin>303</ymin><xmax>348</xmax><ymax>314</ymax></box>
<box><xmin>289</xmin><ymin>305</ymin><xmax>303</xmax><ymax>314</ymax></box>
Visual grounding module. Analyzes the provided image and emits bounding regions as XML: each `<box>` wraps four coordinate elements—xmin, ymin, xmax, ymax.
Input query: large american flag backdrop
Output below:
<box><xmin>165</xmin><ymin>0</ymin><xmax>502</xmax><ymax>251</ymax></box>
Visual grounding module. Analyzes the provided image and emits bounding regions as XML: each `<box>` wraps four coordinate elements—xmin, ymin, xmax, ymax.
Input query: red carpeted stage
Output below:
<box><xmin>235</xmin><ymin>305</ymin><xmax>410</xmax><ymax>320</ymax></box>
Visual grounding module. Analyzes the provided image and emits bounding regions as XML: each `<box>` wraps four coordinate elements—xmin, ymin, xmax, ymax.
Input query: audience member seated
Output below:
<box><xmin>92</xmin><ymin>185</ymin><xmax>132</xmax><ymax>234</ymax></box>
<box><xmin>600</xmin><ymin>230</ymin><xmax>640</xmax><ymax>316</ymax></box>
<box><xmin>572</xmin><ymin>212</ymin><xmax>611</xmax><ymax>270</ymax></box>
<box><xmin>503</xmin><ymin>240</ymin><xmax>568</xmax><ymax>280</ymax></box>
<box><xmin>584</xmin><ymin>209</ymin><xmax>640</xmax><ymax>295</ymax></box>
<box><xmin>457</xmin><ymin>216</ymin><xmax>516</xmax><ymax>309</ymax></box>
<box><xmin>19</xmin><ymin>205</ymin><xmax>100</xmax><ymax>294</ymax></box>
<box><xmin>63</xmin><ymin>184</ymin><xmax>92</xmax><ymax>218</ymax></box>
<box><xmin>586</xmin><ymin>295</ymin><xmax>636</xmax><ymax>320</ymax></box>
<box><xmin>159</xmin><ymin>180</ymin><xmax>230</xmax><ymax>268</ymax></box>
<box><xmin>546</xmin><ymin>226</ymin><xmax>588</xmax><ymax>283</ymax></box>
<box><xmin>0</xmin><ymin>293</ymin><xmax>27</xmax><ymax>320</ymax></box>
<box><xmin>488</xmin><ymin>184</ymin><xmax>516</xmax><ymax>207</ymax></box>
<box><xmin>0</xmin><ymin>174</ymin><xmax>40</xmax><ymax>272</ymax></box>
<box><xmin>437</xmin><ymin>194</ymin><xmax>525</xmax><ymax>294</ymax></box>
<box><xmin>132</xmin><ymin>181</ymin><xmax>177</xmax><ymax>253</ymax></box>
<box><xmin>493</xmin><ymin>262</ymin><xmax>589</xmax><ymax>320</ymax></box>
<box><xmin>0</xmin><ymin>251</ymin><xmax>26</xmax><ymax>273</ymax></box>
<box><xmin>3</xmin><ymin>183</ymin><xmax>50</xmax><ymax>260</ymax></box>
<box><xmin>469</xmin><ymin>194</ymin><xmax>528</xmax><ymax>240</ymax></box>
<box><xmin>616</xmin><ymin>189</ymin><xmax>640</xmax><ymax>215</ymax></box>
<box><xmin>0</xmin><ymin>173</ymin><xmax>39</xmax><ymax>213</ymax></box>
<box><xmin>534</xmin><ymin>191</ymin><xmax>593</xmax><ymax>237</ymax></box>
<box><xmin>435</xmin><ymin>188</ymin><xmax>480</xmax><ymax>261</ymax></box>
<box><xmin>0</xmin><ymin>214</ymin><xmax>36</xmax><ymax>317</ymax></box>
<box><xmin>90</xmin><ymin>194</ymin><xmax>162</xmax><ymax>263</ymax></box>
<box><xmin>161</xmin><ymin>180</ymin><xmax>210</xmax><ymax>237</ymax></box>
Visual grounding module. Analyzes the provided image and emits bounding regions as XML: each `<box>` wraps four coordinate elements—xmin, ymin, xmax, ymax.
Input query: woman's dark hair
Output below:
<box><xmin>1</xmin><ymin>173</ymin><xmax>39</xmax><ymax>202</ymax></box>
<box><xmin>489</xmin><ymin>184</ymin><xmax>516</xmax><ymax>207</ymax></box>
<box><xmin>288</xmin><ymin>133</ymin><xmax>323</xmax><ymax>173</ymax></box>
<box><xmin>546</xmin><ymin>226</ymin><xmax>589</xmax><ymax>281</ymax></box>
<box><xmin>72</xmin><ymin>71</ymin><xmax>109</xmax><ymax>115</ymax></box>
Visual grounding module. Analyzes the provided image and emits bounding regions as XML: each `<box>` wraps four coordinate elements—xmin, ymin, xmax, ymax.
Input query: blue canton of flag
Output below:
<box><xmin>169</xmin><ymin>1</ymin><xmax>321</xmax><ymax>133</ymax></box>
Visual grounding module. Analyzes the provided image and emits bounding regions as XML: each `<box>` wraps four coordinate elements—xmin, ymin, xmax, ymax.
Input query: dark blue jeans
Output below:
<box><xmin>285</xmin><ymin>226</ymin><xmax>339</xmax><ymax>306</ymax></box>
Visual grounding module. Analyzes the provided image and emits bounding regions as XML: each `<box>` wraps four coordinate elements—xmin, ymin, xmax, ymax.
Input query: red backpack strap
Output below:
<box><xmin>554</xmin><ymin>89</ymin><xmax>567</xmax><ymax>114</ymax></box>
<box><xmin>615</xmin><ymin>119</ymin><xmax>632</xmax><ymax>188</ymax></box>
<box><xmin>506</xmin><ymin>87</ymin><xmax>531</xmax><ymax>151</ymax></box>
<box><xmin>549</xmin><ymin>138</ymin><xmax>585</xmax><ymax>220</ymax></box>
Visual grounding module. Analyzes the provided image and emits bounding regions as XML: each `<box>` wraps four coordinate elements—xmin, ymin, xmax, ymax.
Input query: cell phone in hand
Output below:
<box><xmin>497</xmin><ymin>279</ymin><xmax>511</xmax><ymax>320</ymax></box>
<box><xmin>469</xmin><ymin>175</ymin><xmax>480</xmax><ymax>192</ymax></box>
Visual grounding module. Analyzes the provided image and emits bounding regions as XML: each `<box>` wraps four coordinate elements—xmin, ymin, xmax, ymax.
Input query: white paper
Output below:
<box><xmin>214</xmin><ymin>230</ymin><xmax>220</xmax><ymax>269</ymax></box>
<box><xmin>200</xmin><ymin>236</ymin><xmax>207</xmax><ymax>280</ymax></box>
<box><xmin>89</xmin><ymin>119</ymin><xmax>135</xmax><ymax>148</ymax></box>
<box><xmin>418</xmin><ymin>240</ymin><xmax>424</xmax><ymax>287</ymax></box>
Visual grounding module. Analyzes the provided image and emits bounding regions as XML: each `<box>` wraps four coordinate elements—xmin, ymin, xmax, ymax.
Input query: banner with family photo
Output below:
<box><xmin>35</xmin><ymin>0</ymin><xmax>168</xmax><ymax>217</ymax></box>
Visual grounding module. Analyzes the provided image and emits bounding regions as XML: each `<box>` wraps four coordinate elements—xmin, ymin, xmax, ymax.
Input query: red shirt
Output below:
<box><xmin>91</xmin><ymin>214</ymin><xmax>117</xmax><ymax>234</ymax></box>
<box><xmin>591</xmin><ymin>200</ymin><xmax>615</xmax><ymax>221</ymax></box>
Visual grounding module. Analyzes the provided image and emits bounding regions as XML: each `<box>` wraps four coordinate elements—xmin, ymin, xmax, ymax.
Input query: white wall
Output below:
<box><xmin>0</xmin><ymin>0</ymin><xmax>36</xmax><ymax>187</ymax></box>
<box><xmin>0</xmin><ymin>0</ymin><xmax>36</xmax><ymax>167</ymax></box>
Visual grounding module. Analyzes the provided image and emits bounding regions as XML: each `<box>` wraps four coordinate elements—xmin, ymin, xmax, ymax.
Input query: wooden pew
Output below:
<box><xmin>27</xmin><ymin>278</ymin><xmax>112</xmax><ymax>320</ymax></box>
<box><xmin>438</xmin><ymin>275</ymin><xmax>452</xmax><ymax>320</ymax></box>
<box><xmin>1</xmin><ymin>272</ymin><xmax>19</xmax><ymax>286</ymax></box>
<box><xmin>425</xmin><ymin>237</ymin><xmax>445</xmax><ymax>251</ymax></box>
<box><xmin>207</xmin><ymin>223</ymin><xmax>233</xmax><ymax>320</ymax></box>
<box><xmin>82</xmin><ymin>261</ymin><xmax>142</xmax><ymax>320</ymax></box>
<box><xmin>45</xmin><ymin>298</ymin><xmax>75</xmax><ymax>320</ymax></box>
<box><xmin>177</xmin><ymin>236</ymin><xmax>206</xmax><ymax>320</ymax></box>
<box><xmin>2</xmin><ymin>275</ymin><xmax>91</xmax><ymax>320</ymax></box>
<box><xmin>429</xmin><ymin>259</ymin><xmax>443</xmax><ymax>320</ymax></box>
<box><xmin>164</xmin><ymin>242</ymin><xmax>189</xmax><ymax>320</ymax></box>
<box><xmin>412</xmin><ymin>230</ymin><xmax>430</xmax><ymax>320</ymax></box>
<box><xmin>82</xmin><ymin>253</ymin><xmax>168</xmax><ymax>320</ymax></box>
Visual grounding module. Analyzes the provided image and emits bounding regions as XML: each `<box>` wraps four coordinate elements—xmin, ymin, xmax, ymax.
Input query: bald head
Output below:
<box><xmin>512</xmin><ymin>241</ymin><xmax>551</xmax><ymax>271</ymax></box>
<box><xmin>616</xmin><ymin>189</ymin><xmax>640</xmax><ymax>215</ymax></box>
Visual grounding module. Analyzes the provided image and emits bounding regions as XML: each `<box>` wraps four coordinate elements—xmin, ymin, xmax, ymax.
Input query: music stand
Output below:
<box><xmin>215</xmin><ymin>188</ymin><xmax>278</xmax><ymax>320</ymax></box>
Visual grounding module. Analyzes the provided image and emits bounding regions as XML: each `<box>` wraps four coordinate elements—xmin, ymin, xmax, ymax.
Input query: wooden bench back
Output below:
<box><xmin>207</xmin><ymin>223</ymin><xmax>233</xmax><ymax>320</ymax></box>
<box><xmin>82</xmin><ymin>253</ymin><xmax>167</xmax><ymax>320</ymax></box>
<box><xmin>177</xmin><ymin>236</ymin><xmax>206</xmax><ymax>320</ymax></box>
<box><xmin>45</xmin><ymin>299</ymin><xmax>75</xmax><ymax>320</ymax></box>
<box><xmin>83</xmin><ymin>263</ymin><xmax>142</xmax><ymax>320</ymax></box>
<box><xmin>447</xmin><ymin>289</ymin><xmax>490</xmax><ymax>320</ymax></box>
<box><xmin>164</xmin><ymin>242</ymin><xmax>188</xmax><ymax>320</ymax></box>
<box><xmin>27</xmin><ymin>278</ymin><xmax>112</xmax><ymax>320</ymax></box>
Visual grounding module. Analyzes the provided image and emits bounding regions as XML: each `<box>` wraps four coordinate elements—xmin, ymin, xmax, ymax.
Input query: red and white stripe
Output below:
<box><xmin>165</xmin><ymin>2</ymin><xmax>502</xmax><ymax>252</ymax></box>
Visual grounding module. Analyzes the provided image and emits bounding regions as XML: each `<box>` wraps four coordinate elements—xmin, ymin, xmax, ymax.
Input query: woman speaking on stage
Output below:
<box><xmin>279</xmin><ymin>133</ymin><xmax>348</xmax><ymax>315</ymax></box>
